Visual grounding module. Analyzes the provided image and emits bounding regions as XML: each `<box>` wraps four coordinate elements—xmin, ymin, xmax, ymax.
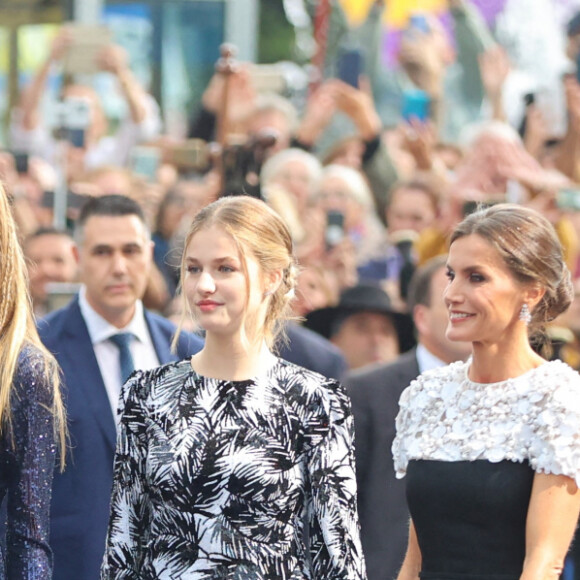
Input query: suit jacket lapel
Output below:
<box><xmin>146</xmin><ymin>310</ymin><xmax>177</xmax><ymax>365</ymax></box>
<box><xmin>62</xmin><ymin>299</ymin><xmax>117</xmax><ymax>452</ymax></box>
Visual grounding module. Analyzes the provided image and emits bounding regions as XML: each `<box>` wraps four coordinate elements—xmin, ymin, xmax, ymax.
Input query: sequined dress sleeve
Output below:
<box><xmin>0</xmin><ymin>345</ymin><xmax>57</xmax><ymax>579</ymax></box>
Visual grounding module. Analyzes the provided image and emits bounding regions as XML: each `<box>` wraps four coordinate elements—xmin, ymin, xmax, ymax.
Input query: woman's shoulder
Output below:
<box><xmin>273</xmin><ymin>358</ymin><xmax>349</xmax><ymax>413</ymax></box>
<box><xmin>526</xmin><ymin>360</ymin><xmax>580</xmax><ymax>484</ymax></box>
<box><xmin>13</xmin><ymin>342</ymin><xmax>54</xmax><ymax>401</ymax></box>
<box><xmin>399</xmin><ymin>359</ymin><xmax>468</xmax><ymax>405</ymax></box>
<box><xmin>122</xmin><ymin>359</ymin><xmax>193</xmax><ymax>401</ymax></box>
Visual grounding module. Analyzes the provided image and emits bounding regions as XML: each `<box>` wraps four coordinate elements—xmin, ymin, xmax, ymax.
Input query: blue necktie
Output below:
<box><xmin>109</xmin><ymin>333</ymin><xmax>135</xmax><ymax>384</ymax></box>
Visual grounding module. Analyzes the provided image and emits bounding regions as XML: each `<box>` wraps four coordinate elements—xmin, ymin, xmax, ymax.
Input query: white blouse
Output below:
<box><xmin>392</xmin><ymin>359</ymin><xmax>580</xmax><ymax>485</ymax></box>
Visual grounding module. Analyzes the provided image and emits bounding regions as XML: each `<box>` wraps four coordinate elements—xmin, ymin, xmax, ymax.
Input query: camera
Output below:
<box><xmin>55</xmin><ymin>97</ymin><xmax>92</xmax><ymax>148</ymax></box>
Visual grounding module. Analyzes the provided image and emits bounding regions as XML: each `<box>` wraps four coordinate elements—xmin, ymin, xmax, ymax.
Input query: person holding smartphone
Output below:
<box><xmin>10</xmin><ymin>27</ymin><xmax>161</xmax><ymax>177</ymax></box>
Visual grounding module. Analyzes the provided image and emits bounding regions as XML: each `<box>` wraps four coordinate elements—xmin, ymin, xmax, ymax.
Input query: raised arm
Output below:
<box><xmin>97</xmin><ymin>44</ymin><xmax>149</xmax><ymax>125</ymax></box>
<box><xmin>17</xmin><ymin>27</ymin><xmax>72</xmax><ymax>131</ymax></box>
<box><xmin>520</xmin><ymin>473</ymin><xmax>580</xmax><ymax>580</ymax></box>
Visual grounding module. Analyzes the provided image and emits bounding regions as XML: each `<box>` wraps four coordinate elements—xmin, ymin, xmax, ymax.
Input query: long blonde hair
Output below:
<box><xmin>0</xmin><ymin>186</ymin><xmax>66</xmax><ymax>468</ymax></box>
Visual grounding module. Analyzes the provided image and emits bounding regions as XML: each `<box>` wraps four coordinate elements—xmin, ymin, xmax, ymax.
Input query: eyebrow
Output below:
<box><xmin>185</xmin><ymin>256</ymin><xmax>240</xmax><ymax>264</ymax></box>
<box><xmin>90</xmin><ymin>242</ymin><xmax>143</xmax><ymax>252</ymax></box>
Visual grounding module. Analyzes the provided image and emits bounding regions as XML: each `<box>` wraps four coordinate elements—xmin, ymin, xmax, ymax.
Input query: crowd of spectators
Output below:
<box><xmin>6</xmin><ymin>3</ymin><xmax>580</xmax><ymax>371</ymax></box>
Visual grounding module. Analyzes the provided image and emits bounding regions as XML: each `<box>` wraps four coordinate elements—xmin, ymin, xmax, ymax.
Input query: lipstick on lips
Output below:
<box><xmin>197</xmin><ymin>300</ymin><xmax>222</xmax><ymax>313</ymax></box>
<box><xmin>449</xmin><ymin>311</ymin><xmax>474</xmax><ymax>322</ymax></box>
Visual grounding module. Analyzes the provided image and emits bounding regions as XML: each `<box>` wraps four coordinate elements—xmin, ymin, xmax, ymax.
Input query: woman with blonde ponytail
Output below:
<box><xmin>102</xmin><ymin>196</ymin><xmax>366</xmax><ymax>579</ymax></box>
<box><xmin>0</xmin><ymin>186</ymin><xmax>65</xmax><ymax>579</ymax></box>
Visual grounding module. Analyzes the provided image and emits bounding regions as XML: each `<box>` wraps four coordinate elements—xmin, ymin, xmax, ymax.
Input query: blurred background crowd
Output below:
<box><xmin>5</xmin><ymin>0</ymin><xmax>580</xmax><ymax>374</ymax></box>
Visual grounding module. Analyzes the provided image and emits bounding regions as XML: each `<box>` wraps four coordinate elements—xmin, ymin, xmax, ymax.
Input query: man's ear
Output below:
<box><xmin>413</xmin><ymin>304</ymin><xmax>428</xmax><ymax>337</ymax></box>
<box><xmin>72</xmin><ymin>244</ymin><xmax>80</xmax><ymax>265</ymax></box>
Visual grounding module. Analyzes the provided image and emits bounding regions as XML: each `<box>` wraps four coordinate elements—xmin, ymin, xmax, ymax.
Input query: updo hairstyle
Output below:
<box><xmin>178</xmin><ymin>196</ymin><xmax>298</xmax><ymax>348</ymax></box>
<box><xmin>450</xmin><ymin>204</ymin><xmax>574</xmax><ymax>337</ymax></box>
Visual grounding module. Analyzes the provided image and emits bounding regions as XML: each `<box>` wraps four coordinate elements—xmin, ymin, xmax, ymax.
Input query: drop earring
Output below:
<box><xmin>519</xmin><ymin>303</ymin><xmax>531</xmax><ymax>325</ymax></box>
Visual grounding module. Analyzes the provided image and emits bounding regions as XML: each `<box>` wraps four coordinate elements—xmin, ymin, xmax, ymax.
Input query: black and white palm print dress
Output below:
<box><xmin>101</xmin><ymin>357</ymin><xmax>367</xmax><ymax>579</ymax></box>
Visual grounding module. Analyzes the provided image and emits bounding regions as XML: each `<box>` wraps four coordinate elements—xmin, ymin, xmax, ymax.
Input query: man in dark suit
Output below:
<box><xmin>345</xmin><ymin>256</ymin><xmax>471</xmax><ymax>580</ymax></box>
<box><xmin>38</xmin><ymin>195</ymin><xmax>203</xmax><ymax>580</ymax></box>
<box><xmin>279</xmin><ymin>322</ymin><xmax>348</xmax><ymax>381</ymax></box>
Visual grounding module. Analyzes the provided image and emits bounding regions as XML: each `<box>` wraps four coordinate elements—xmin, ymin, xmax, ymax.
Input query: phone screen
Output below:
<box><xmin>130</xmin><ymin>147</ymin><xmax>161</xmax><ymax>182</ymax></box>
<box><xmin>409</xmin><ymin>14</ymin><xmax>430</xmax><ymax>33</ymax></box>
<box><xmin>402</xmin><ymin>89</ymin><xmax>431</xmax><ymax>123</ymax></box>
<box><xmin>337</xmin><ymin>50</ymin><xmax>362</xmax><ymax>88</ymax></box>
<box><xmin>557</xmin><ymin>189</ymin><xmax>580</xmax><ymax>211</ymax></box>
<box><xmin>12</xmin><ymin>152</ymin><xmax>29</xmax><ymax>174</ymax></box>
<box><xmin>325</xmin><ymin>210</ymin><xmax>345</xmax><ymax>249</ymax></box>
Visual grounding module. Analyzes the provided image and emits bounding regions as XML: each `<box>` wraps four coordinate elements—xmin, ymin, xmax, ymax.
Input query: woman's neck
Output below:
<box><xmin>469</xmin><ymin>335</ymin><xmax>545</xmax><ymax>384</ymax></box>
<box><xmin>191</xmin><ymin>334</ymin><xmax>275</xmax><ymax>381</ymax></box>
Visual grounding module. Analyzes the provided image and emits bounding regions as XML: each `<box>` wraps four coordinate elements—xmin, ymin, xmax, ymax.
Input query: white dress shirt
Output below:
<box><xmin>78</xmin><ymin>286</ymin><xmax>160</xmax><ymax>419</ymax></box>
<box><xmin>416</xmin><ymin>343</ymin><xmax>447</xmax><ymax>374</ymax></box>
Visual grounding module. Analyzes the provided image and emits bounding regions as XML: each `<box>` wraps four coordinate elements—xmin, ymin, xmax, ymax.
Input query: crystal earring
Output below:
<box><xmin>519</xmin><ymin>303</ymin><xmax>531</xmax><ymax>325</ymax></box>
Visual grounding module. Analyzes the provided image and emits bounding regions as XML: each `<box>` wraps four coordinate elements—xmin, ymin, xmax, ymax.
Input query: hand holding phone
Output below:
<box><xmin>402</xmin><ymin>89</ymin><xmax>431</xmax><ymax>123</ymax></box>
<box><xmin>325</xmin><ymin>210</ymin><xmax>345</xmax><ymax>250</ymax></box>
<box><xmin>337</xmin><ymin>50</ymin><xmax>363</xmax><ymax>89</ymax></box>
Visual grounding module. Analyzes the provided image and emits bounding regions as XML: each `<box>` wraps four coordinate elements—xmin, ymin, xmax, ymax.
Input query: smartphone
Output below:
<box><xmin>57</xmin><ymin>97</ymin><xmax>91</xmax><ymax>148</ymax></box>
<box><xmin>337</xmin><ymin>49</ymin><xmax>363</xmax><ymax>88</ymax></box>
<box><xmin>130</xmin><ymin>147</ymin><xmax>161</xmax><ymax>182</ymax></box>
<box><xmin>62</xmin><ymin>24</ymin><xmax>112</xmax><ymax>75</ymax></box>
<box><xmin>402</xmin><ymin>89</ymin><xmax>431</xmax><ymax>123</ymax></box>
<box><xmin>164</xmin><ymin>139</ymin><xmax>211</xmax><ymax>172</ymax></box>
<box><xmin>12</xmin><ymin>152</ymin><xmax>29</xmax><ymax>174</ymax></box>
<box><xmin>557</xmin><ymin>188</ymin><xmax>580</xmax><ymax>211</ymax></box>
<box><xmin>325</xmin><ymin>210</ymin><xmax>345</xmax><ymax>250</ymax></box>
<box><xmin>249</xmin><ymin>64</ymin><xmax>287</xmax><ymax>94</ymax></box>
<box><xmin>408</xmin><ymin>14</ymin><xmax>430</xmax><ymax>34</ymax></box>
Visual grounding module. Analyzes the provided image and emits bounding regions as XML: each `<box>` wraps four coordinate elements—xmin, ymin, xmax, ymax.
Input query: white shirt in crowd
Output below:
<box><xmin>78</xmin><ymin>286</ymin><xmax>160</xmax><ymax>420</ymax></box>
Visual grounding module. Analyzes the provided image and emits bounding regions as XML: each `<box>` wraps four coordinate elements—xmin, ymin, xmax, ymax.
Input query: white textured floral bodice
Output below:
<box><xmin>392</xmin><ymin>359</ymin><xmax>580</xmax><ymax>484</ymax></box>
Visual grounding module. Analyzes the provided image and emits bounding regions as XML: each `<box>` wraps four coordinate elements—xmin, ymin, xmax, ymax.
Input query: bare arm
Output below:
<box><xmin>520</xmin><ymin>473</ymin><xmax>580</xmax><ymax>580</ymax></box>
<box><xmin>18</xmin><ymin>28</ymin><xmax>72</xmax><ymax>130</ymax></box>
<box><xmin>97</xmin><ymin>44</ymin><xmax>148</xmax><ymax>124</ymax></box>
<box><xmin>397</xmin><ymin>519</ymin><xmax>422</xmax><ymax>580</ymax></box>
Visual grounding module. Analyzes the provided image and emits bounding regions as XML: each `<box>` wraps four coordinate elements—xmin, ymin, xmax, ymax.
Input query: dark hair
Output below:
<box><xmin>450</xmin><ymin>203</ymin><xmax>574</xmax><ymax>337</ymax></box>
<box><xmin>24</xmin><ymin>227</ymin><xmax>72</xmax><ymax>246</ymax></box>
<box><xmin>387</xmin><ymin>180</ymin><xmax>440</xmax><ymax>213</ymax></box>
<box><xmin>568</xmin><ymin>11</ymin><xmax>580</xmax><ymax>37</ymax></box>
<box><xmin>406</xmin><ymin>255</ymin><xmax>448</xmax><ymax>312</ymax></box>
<box><xmin>75</xmin><ymin>195</ymin><xmax>147</xmax><ymax>244</ymax></box>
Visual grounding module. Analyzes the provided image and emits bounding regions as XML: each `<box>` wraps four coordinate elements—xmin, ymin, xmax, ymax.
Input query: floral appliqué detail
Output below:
<box><xmin>393</xmin><ymin>359</ymin><xmax>580</xmax><ymax>485</ymax></box>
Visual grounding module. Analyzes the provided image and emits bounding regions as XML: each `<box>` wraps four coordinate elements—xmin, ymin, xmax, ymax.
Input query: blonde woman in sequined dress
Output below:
<box><xmin>0</xmin><ymin>186</ymin><xmax>66</xmax><ymax>579</ymax></box>
<box><xmin>393</xmin><ymin>204</ymin><xmax>580</xmax><ymax>580</ymax></box>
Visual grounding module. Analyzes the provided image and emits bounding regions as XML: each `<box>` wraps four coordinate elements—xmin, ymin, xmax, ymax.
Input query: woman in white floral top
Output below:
<box><xmin>393</xmin><ymin>204</ymin><xmax>580</xmax><ymax>580</ymax></box>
